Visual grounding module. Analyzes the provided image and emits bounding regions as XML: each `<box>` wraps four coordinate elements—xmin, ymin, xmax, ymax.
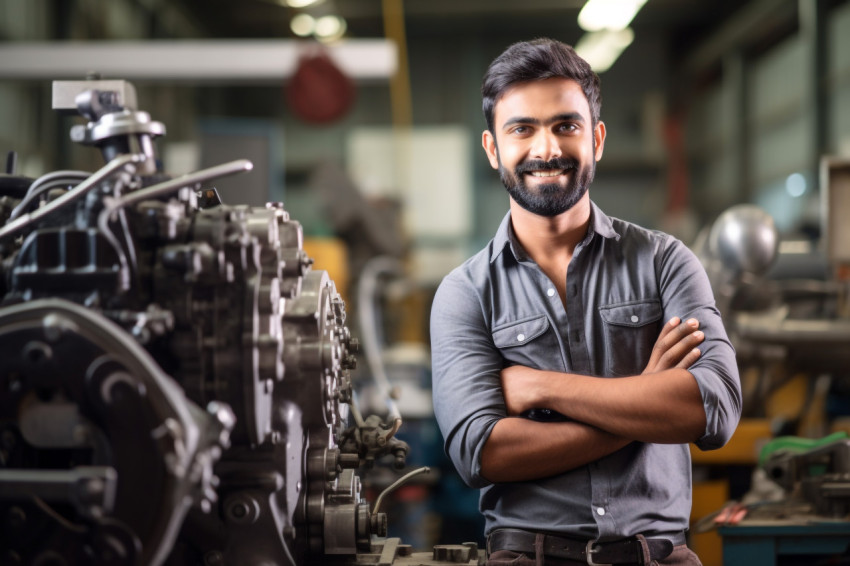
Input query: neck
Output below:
<box><xmin>509</xmin><ymin>194</ymin><xmax>592</xmax><ymax>261</ymax></box>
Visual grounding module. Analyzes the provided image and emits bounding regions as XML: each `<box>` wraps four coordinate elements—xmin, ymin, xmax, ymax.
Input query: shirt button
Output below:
<box><xmin>547</xmin><ymin>288</ymin><xmax>555</xmax><ymax>297</ymax></box>
<box><xmin>517</xmin><ymin>334</ymin><xmax>526</xmax><ymax>342</ymax></box>
<box><xmin>631</xmin><ymin>315</ymin><xmax>639</xmax><ymax>323</ymax></box>
<box><xmin>596</xmin><ymin>507</ymin><xmax>606</xmax><ymax>516</ymax></box>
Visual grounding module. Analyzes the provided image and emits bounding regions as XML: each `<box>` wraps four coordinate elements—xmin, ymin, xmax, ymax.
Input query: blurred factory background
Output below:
<box><xmin>3</xmin><ymin>0</ymin><xmax>850</xmax><ymax>564</ymax></box>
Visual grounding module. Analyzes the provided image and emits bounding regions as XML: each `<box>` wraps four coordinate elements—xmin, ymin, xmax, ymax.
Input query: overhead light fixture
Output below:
<box><xmin>578</xmin><ymin>0</ymin><xmax>648</xmax><ymax>31</ymax></box>
<box><xmin>290</xmin><ymin>13</ymin><xmax>315</xmax><ymax>36</ymax></box>
<box><xmin>785</xmin><ymin>173</ymin><xmax>807</xmax><ymax>197</ymax></box>
<box><xmin>314</xmin><ymin>14</ymin><xmax>347</xmax><ymax>43</ymax></box>
<box><xmin>284</xmin><ymin>0</ymin><xmax>324</xmax><ymax>8</ymax></box>
<box><xmin>574</xmin><ymin>28</ymin><xmax>634</xmax><ymax>72</ymax></box>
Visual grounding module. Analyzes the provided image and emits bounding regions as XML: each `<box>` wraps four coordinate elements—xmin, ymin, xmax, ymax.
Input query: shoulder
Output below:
<box><xmin>431</xmin><ymin>244</ymin><xmax>501</xmax><ymax>331</ymax></box>
<box><xmin>436</xmin><ymin>239</ymin><xmax>504</xmax><ymax>296</ymax></box>
<box><xmin>597</xmin><ymin>213</ymin><xmax>703</xmax><ymax>278</ymax></box>
<box><xmin>610</xmin><ymin>215</ymin><xmax>674</xmax><ymax>247</ymax></box>
<box><xmin>599</xmin><ymin>214</ymin><xmax>682</xmax><ymax>259</ymax></box>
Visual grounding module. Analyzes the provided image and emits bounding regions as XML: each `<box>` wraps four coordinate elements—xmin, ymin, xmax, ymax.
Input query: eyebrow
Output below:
<box><xmin>502</xmin><ymin>112</ymin><xmax>585</xmax><ymax>130</ymax></box>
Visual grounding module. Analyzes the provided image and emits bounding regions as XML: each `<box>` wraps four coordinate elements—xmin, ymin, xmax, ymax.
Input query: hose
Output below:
<box><xmin>372</xmin><ymin>466</ymin><xmax>430</xmax><ymax>515</ymax></box>
<box><xmin>357</xmin><ymin>256</ymin><xmax>405</xmax><ymax>442</ymax></box>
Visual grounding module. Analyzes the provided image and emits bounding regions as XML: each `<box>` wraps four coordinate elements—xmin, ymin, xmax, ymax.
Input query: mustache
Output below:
<box><xmin>515</xmin><ymin>157</ymin><xmax>579</xmax><ymax>175</ymax></box>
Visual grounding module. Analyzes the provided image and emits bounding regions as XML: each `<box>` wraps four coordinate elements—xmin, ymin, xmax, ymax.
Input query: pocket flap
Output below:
<box><xmin>492</xmin><ymin>314</ymin><xmax>550</xmax><ymax>348</ymax></box>
<box><xmin>599</xmin><ymin>299</ymin><xmax>662</xmax><ymax>328</ymax></box>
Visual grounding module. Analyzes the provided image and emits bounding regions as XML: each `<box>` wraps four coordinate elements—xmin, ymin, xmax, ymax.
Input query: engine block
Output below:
<box><xmin>0</xmin><ymin>79</ymin><xmax>462</xmax><ymax>566</ymax></box>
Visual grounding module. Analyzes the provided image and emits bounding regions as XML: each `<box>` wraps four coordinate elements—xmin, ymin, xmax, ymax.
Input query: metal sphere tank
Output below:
<box><xmin>708</xmin><ymin>204</ymin><xmax>780</xmax><ymax>276</ymax></box>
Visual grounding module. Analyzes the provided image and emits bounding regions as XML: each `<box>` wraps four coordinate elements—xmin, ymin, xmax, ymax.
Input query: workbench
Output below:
<box><xmin>719</xmin><ymin>519</ymin><xmax>850</xmax><ymax>565</ymax></box>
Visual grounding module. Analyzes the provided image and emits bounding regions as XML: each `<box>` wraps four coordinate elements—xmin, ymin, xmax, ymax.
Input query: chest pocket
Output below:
<box><xmin>492</xmin><ymin>314</ymin><xmax>561</xmax><ymax>369</ymax></box>
<box><xmin>599</xmin><ymin>299</ymin><xmax>662</xmax><ymax>376</ymax></box>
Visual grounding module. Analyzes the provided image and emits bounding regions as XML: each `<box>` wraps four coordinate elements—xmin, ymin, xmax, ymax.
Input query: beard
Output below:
<box><xmin>499</xmin><ymin>155</ymin><xmax>596</xmax><ymax>217</ymax></box>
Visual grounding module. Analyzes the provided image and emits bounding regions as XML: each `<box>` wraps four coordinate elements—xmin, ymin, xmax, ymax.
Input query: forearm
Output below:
<box><xmin>480</xmin><ymin>417</ymin><xmax>631</xmax><ymax>483</ymax></box>
<box><xmin>536</xmin><ymin>368</ymin><xmax>706</xmax><ymax>443</ymax></box>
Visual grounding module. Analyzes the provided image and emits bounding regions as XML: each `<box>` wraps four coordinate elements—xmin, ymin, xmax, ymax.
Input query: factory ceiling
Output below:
<box><xmin>168</xmin><ymin>0</ymin><xmax>747</xmax><ymax>61</ymax></box>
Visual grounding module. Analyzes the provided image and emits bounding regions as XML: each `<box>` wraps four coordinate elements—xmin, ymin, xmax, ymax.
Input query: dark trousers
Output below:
<box><xmin>487</xmin><ymin>543</ymin><xmax>702</xmax><ymax>566</ymax></box>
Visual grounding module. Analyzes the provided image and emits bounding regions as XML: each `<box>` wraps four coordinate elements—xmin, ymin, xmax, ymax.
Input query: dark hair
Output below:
<box><xmin>482</xmin><ymin>38</ymin><xmax>602</xmax><ymax>133</ymax></box>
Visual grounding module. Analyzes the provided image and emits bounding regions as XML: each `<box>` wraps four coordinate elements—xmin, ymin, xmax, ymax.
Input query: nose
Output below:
<box><xmin>530</xmin><ymin>130</ymin><xmax>562</xmax><ymax>162</ymax></box>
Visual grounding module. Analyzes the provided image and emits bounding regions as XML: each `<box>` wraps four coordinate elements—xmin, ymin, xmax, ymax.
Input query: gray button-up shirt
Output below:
<box><xmin>430</xmin><ymin>202</ymin><xmax>741</xmax><ymax>540</ymax></box>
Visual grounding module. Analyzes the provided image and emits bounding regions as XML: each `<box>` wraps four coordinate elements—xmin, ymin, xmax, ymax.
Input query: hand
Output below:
<box><xmin>642</xmin><ymin>317</ymin><xmax>704</xmax><ymax>375</ymax></box>
<box><xmin>500</xmin><ymin>365</ymin><xmax>545</xmax><ymax>416</ymax></box>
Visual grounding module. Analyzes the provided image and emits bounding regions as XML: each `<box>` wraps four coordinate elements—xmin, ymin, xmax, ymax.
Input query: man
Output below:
<box><xmin>430</xmin><ymin>38</ymin><xmax>741</xmax><ymax>566</ymax></box>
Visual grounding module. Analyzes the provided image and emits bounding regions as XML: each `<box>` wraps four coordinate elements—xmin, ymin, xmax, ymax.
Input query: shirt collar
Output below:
<box><xmin>489</xmin><ymin>200</ymin><xmax>620</xmax><ymax>264</ymax></box>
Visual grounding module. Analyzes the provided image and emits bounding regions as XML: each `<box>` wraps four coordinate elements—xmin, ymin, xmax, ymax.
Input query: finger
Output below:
<box><xmin>657</xmin><ymin>317</ymin><xmax>698</xmax><ymax>350</ymax></box>
<box><xmin>663</xmin><ymin>318</ymin><xmax>701</xmax><ymax>349</ymax></box>
<box><xmin>658</xmin><ymin>329</ymin><xmax>704</xmax><ymax>367</ymax></box>
<box><xmin>675</xmin><ymin>347</ymin><xmax>702</xmax><ymax>370</ymax></box>
<box><xmin>673</xmin><ymin>318</ymin><xmax>700</xmax><ymax>338</ymax></box>
<box><xmin>655</xmin><ymin>316</ymin><xmax>682</xmax><ymax>343</ymax></box>
<box><xmin>647</xmin><ymin>317</ymin><xmax>683</xmax><ymax>366</ymax></box>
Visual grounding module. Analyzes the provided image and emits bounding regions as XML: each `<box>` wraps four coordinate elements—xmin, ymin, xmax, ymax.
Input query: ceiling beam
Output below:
<box><xmin>681</xmin><ymin>0</ymin><xmax>797</xmax><ymax>78</ymax></box>
<box><xmin>0</xmin><ymin>39</ymin><xmax>397</xmax><ymax>82</ymax></box>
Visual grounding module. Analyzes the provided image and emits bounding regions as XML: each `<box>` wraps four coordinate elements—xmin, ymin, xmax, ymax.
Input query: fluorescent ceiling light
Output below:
<box><xmin>578</xmin><ymin>0</ymin><xmax>648</xmax><ymax>31</ymax></box>
<box><xmin>574</xmin><ymin>28</ymin><xmax>634</xmax><ymax>72</ymax></box>
<box><xmin>314</xmin><ymin>15</ymin><xmax>347</xmax><ymax>42</ymax></box>
<box><xmin>290</xmin><ymin>14</ymin><xmax>315</xmax><ymax>36</ymax></box>
<box><xmin>284</xmin><ymin>0</ymin><xmax>324</xmax><ymax>8</ymax></box>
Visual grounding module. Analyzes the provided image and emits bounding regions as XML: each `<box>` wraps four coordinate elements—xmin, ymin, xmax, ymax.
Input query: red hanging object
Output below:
<box><xmin>286</xmin><ymin>49</ymin><xmax>356</xmax><ymax>125</ymax></box>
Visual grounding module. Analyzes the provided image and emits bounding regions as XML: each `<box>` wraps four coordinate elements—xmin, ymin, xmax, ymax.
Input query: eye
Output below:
<box><xmin>510</xmin><ymin>125</ymin><xmax>530</xmax><ymax>135</ymax></box>
<box><xmin>556</xmin><ymin>123</ymin><xmax>579</xmax><ymax>134</ymax></box>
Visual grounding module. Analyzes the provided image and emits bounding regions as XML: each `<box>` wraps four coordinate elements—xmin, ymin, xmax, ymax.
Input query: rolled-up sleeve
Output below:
<box><xmin>657</xmin><ymin>237</ymin><xmax>742</xmax><ymax>450</ymax></box>
<box><xmin>430</xmin><ymin>270</ymin><xmax>505</xmax><ymax>488</ymax></box>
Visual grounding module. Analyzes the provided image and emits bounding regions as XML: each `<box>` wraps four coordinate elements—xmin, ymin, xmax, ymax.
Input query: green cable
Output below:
<box><xmin>758</xmin><ymin>430</ymin><xmax>849</xmax><ymax>468</ymax></box>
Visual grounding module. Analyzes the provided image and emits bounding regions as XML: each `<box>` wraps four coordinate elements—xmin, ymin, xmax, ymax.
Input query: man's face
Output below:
<box><xmin>482</xmin><ymin>78</ymin><xmax>606</xmax><ymax>217</ymax></box>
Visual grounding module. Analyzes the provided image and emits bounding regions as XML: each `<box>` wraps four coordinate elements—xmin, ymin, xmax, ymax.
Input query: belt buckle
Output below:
<box><xmin>585</xmin><ymin>541</ymin><xmax>613</xmax><ymax>566</ymax></box>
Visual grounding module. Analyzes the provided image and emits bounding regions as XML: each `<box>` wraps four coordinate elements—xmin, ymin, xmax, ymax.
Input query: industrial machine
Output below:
<box><xmin>692</xmin><ymin>194</ymin><xmax>850</xmax><ymax>565</ymax></box>
<box><xmin>0</xmin><ymin>79</ymin><xmax>478</xmax><ymax>566</ymax></box>
<box><xmin>761</xmin><ymin>433</ymin><xmax>850</xmax><ymax>518</ymax></box>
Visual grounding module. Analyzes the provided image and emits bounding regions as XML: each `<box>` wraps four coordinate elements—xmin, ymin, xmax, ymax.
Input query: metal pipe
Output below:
<box><xmin>100</xmin><ymin>159</ymin><xmax>253</xmax><ymax>214</ymax></box>
<box><xmin>0</xmin><ymin>153</ymin><xmax>142</xmax><ymax>242</ymax></box>
<box><xmin>372</xmin><ymin>466</ymin><xmax>430</xmax><ymax>515</ymax></box>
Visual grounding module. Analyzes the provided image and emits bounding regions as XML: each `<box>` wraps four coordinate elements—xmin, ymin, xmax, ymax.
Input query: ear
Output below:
<box><xmin>482</xmin><ymin>130</ymin><xmax>500</xmax><ymax>170</ymax></box>
<box><xmin>593</xmin><ymin>121</ymin><xmax>606</xmax><ymax>162</ymax></box>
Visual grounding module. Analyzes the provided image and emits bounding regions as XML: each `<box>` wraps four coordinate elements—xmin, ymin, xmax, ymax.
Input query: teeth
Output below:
<box><xmin>529</xmin><ymin>170</ymin><xmax>564</xmax><ymax>177</ymax></box>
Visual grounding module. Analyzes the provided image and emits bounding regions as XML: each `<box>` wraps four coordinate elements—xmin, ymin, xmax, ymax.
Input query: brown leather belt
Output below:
<box><xmin>487</xmin><ymin>528</ymin><xmax>677</xmax><ymax>565</ymax></box>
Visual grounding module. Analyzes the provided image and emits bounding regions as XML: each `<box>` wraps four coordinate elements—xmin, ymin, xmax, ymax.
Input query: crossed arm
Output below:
<box><xmin>480</xmin><ymin>316</ymin><xmax>707</xmax><ymax>483</ymax></box>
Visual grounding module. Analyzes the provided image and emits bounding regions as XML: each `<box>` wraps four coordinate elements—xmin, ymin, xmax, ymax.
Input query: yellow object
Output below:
<box><xmin>690</xmin><ymin>418</ymin><xmax>772</xmax><ymax>465</ymax></box>
<box><xmin>690</xmin><ymin>480</ymin><xmax>727</xmax><ymax>566</ymax></box>
<box><xmin>764</xmin><ymin>374</ymin><xmax>808</xmax><ymax>422</ymax></box>
<box><xmin>382</xmin><ymin>0</ymin><xmax>412</xmax><ymax>129</ymax></box>
<box><xmin>391</xmin><ymin>289</ymin><xmax>428</xmax><ymax>345</ymax></box>
<box><xmin>303</xmin><ymin>237</ymin><xmax>349</xmax><ymax>305</ymax></box>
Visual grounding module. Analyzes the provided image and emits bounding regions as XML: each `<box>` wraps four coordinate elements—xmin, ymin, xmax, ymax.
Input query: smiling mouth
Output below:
<box><xmin>528</xmin><ymin>170</ymin><xmax>565</xmax><ymax>178</ymax></box>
